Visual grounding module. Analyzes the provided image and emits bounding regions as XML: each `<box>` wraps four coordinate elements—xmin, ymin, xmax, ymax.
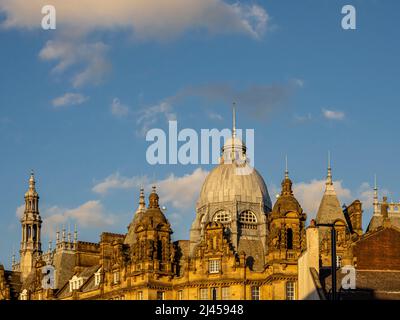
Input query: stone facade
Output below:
<box><xmin>1</xmin><ymin>119</ymin><xmax>399</xmax><ymax>300</ymax></box>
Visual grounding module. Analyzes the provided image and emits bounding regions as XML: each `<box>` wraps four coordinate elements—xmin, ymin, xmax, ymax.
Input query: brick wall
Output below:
<box><xmin>354</xmin><ymin>228</ymin><xmax>400</xmax><ymax>270</ymax></box>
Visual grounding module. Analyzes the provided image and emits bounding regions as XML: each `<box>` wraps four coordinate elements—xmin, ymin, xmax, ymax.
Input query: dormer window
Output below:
<box><xmin>69</xmin><ymin>275</ymin><xmax>84</xmax><ymax>292</ymax></box>
<box><xmin>94</xmin><ymin>269</ymin><xmax>102</xmax><ymax>286</ymax></box>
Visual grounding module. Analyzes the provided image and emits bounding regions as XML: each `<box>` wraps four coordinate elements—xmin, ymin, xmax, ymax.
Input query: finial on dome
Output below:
<box><xmin>28</xmin><ymin>169</ymin><xmax>36</xmax><ymax>190</ymax></box>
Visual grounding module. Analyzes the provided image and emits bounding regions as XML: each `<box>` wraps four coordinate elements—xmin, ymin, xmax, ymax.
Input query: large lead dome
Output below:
<box><xmin>197</xmin><ymin>163</ymin><xmax>272</xmax><ymax>211</ymax></box>
<box><xmin>189</xmin><ymin>106</ymin><xmax>272</xmax><ymax>270</ymax></box>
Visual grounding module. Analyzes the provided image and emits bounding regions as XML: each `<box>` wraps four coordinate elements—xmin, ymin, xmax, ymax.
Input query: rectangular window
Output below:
<box><xmin>200</xmin><ymin>288</ymin><xmax>208</xmax><ymax>300</ymax></box>
<box><xmin>137</xmin><ymin>291</ymin><xmax>143</xmax><ymax>300</ymax></box>
<box><xmin>222</xmin><ymin>287</ymin><xmax>230</xmax><ymax>300</ymax></box>
<box><xmin>157</xmin><ymin>291</ymin><xmax>165</xmax><ymax>300</ymax></box>
<box><xmin>177</xmin><ymin>290</ymin><xmax>183</xmax><ymax>300</ymax></box>
<box><xmin>251</xmin><ymin>286</ymin><xmax>260</xmax><ymax>300</ymax></box>
<box><xmin>336</xmin><ymin>255</ymin><xmax>342</xmax><ymax>268</ymax></box>
<box><xmin>286</xmin><ymin>282</ymin><xmax>295</xmax><ymax>300</ymax></box>
<box><xmin>113</xmin><ymin>271</ymin><xmax>120</xmax><ymax>284</ymax></box>
<box><xmin>209</xmin><ymin>259</ymin><xmax>220</xmax><ymax>274</ymax></box>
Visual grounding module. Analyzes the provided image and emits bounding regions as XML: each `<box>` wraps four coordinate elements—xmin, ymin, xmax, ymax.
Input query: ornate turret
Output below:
<box><xmin>20</xmin><ymin>170</ymin><xmax>42</xmax><ymax>281</ymax></box>
<box><xmin>124</xmin><ymin>187</ymin><xmax>147</xmax><ymax>245</ymax></box>
<box><xmin>141</xmin><ymin>186</ymin><xmax>169</xmax><ymax>227</ymax></box>
<box><xmin>272</xmin><ymin>162</ymin><xmax>303</xmax><ymax>217</ymax></box>
<box><xmin>268</xmin><ymin>159</ymin><xmax>306</xmax><ymax>263</ymax></box>
<box><xmin>130</xmin><ymin>186</ymin><xmax>175</xmax><ymax>275</ymax></box>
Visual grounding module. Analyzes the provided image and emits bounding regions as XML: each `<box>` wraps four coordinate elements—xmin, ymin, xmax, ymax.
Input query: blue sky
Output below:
<box><xmin>0</xmin><ymin>0</ymin><xmax>399</xmax><ymax>268</ymax></box>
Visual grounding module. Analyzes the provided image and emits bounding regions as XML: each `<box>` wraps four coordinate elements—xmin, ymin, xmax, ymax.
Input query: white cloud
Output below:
<box><xmin>110</xmin><ymin>98</ymin><xmax>130</xmax><ymax>117</ymax></box>
<box><xmin>93</xmin><ymin>167</ymin><xmax>208</xmax><ymax>211</ymax></box>
<box><xmin>42</xmin><ymin>201</ymin><xmax>117</xmax><ymax>236</ymax></box>
<box><xmin>136</xmin><ymin>101</ymin><xmax>176</xmax><ymax>136</ymax></box>
<box><xmin>16</xmin><ymin>205</ymin><xmax>25</xmax><ymax>219</ymax></box>
<box><xmin>322</xmin><ymin>108</ymin><xmax>345</xmax><ymax>121</ymax></box>
<box><xmin>39</xmin><ymin>40</ymin><xmax>111</xmax><ymax>88</ymax></box>
<box><xmin>0</xmin><ymin>1</ymin><xmax>268</xmax><ymax>88</ymax></box>
<box><xmin>52</xmin><ymin>92</ymin><xmax>89</xmax><ymax>108</ymax></box>
<box><xmin>156</xmin><ymin>167</ymin><xmax>209</xmax><ymax>210</ymax></box>
<box><xmin>0</xmin><ymin>0</ymin><xmax>268</xmax><ymax>40</ymax></box>
<box><xmin>92</xmin><ymin>172</ymin><xmax>148</xmax><ymax>195</ymax></box>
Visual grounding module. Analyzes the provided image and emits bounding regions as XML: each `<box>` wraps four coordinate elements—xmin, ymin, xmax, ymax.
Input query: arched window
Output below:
<box><xmin>213</xmin><ymin>210</ymin><xmax>231</xmax><ymax>223</ymax></box>
<box><xmin>286</xmin><ymin>228</ymin><xmax>293</xmax><ymax>250</ymax></box>
<box><xmin>239</xmin><ymin>211</ymin><xmax>257</xmax><ymax>223</ymax></box>
<box><xmin>33</xmin><ymin>225</ymin><xmax>37</xmax><ymax>242</ymax></box>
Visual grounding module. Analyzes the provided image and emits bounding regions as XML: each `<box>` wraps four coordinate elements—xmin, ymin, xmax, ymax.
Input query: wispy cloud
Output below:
<box><xmin>132</xmin><ymin>79</ymin><xmax>303</xmax><ymax>136</ymax></box>
<box><xmin>110</xmin><ymin>98</ymin><xmax>130</xmax><ymax>117</ymax></box>
<box><xmin>293</xmin><ymin>113</ymin><xmax>312</xmax><ymax>123</ymax></box>
<box><xmin>92</xmin><ymin>172</ymin><xmax>149</xmax><ymax>195</ymax></box>
<box><xmin>322</xmin><ymin>108</ymin><xmax>345</xmax><ymax>121</ymax></box>
<box><xmin>207</xmin><ymin>111</ymin><xmax>223</xmax><ymax>121</ymax></box>
<box><xmin>52</xmin><ymin>93</ymin><xmax>89</xmax><ymax>108</ymax></box>
<box><xmin>40</xmin><ymin>40</ymin><xmax>111</xmax><ymax>88</ymax></box>
<box><xmin>136</xmin><ymin>101</ymin><xmax>176</xmax><ymax>137</ymax></box>
<box><xmin>173</xmin><ymin>80</ymin><xmax>303</xmax><ymax>119</ymax></box>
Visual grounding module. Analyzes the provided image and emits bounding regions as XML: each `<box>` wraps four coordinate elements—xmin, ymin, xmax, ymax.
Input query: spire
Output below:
<box><xmin>281</xmin><ymin>156</ymin><xmax>293</xmax><ymax>196</ymax></box>
<box><xmin>316</xmin><ymin>151</ymin><xmax>345</xmax><ymax>225</ymax></box>
<box><xmin>136</xmin><ymin>187</ymin><xmax>146</xmax><ymax>214</ymax></box>
<box><xmin>56</xmin><ymin>227</ymin><xmax>60</xmax><ymax>245</ymax></box>
<box><xmin>373</xmin><ymin>174</ymin><xmax>380</xmax><ymax>216</ymax></box>
<box><xmin>62</xmin><ymin>225</ymin><xmax>66</xmax><ymax>242</ymax></box>
<box><xmin>12</xmin><ymin>245</ymin><xmax>16</xmax><ymax>267</ymax></box>
<box><xmin>29</xmin><ymin>169</ymin><xmax>36</xmax><ymax>191</ymax></box>
<box><xmin>74</xmin><ymin>224</ymin><xmax>78</xmax><ymax>243</ymax></box>
<box><xmin>325</xmin><ymin>151</ymin><xmax>335</xmax><ymax>195</ymax></box>
<box><xmin>285</xmin><ymin>155</ymin><xmax>289</xmax><ymax>180</ymax></box>
<box><xmin>68</xmin><ymin>223</ymin><xmax>71</xmax><ymax>244</ymax></box>
<box><xmin>232</xmin><ymin>102</ymin><xmax>236</xmax><ymax>139</ymax></box>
